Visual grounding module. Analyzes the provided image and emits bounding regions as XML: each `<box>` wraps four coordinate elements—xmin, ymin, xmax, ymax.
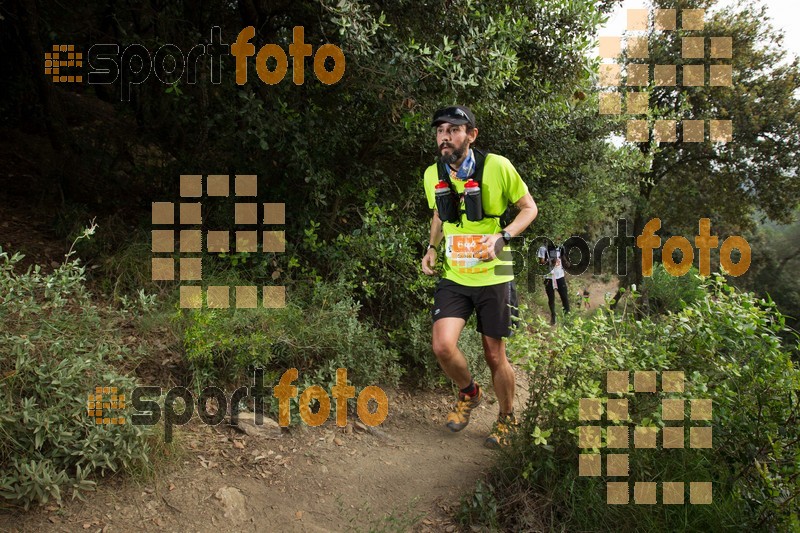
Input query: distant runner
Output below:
<box><xmin>537</xmin><ymin>243</ymin><xmax>571</xmax><ymax>325</ymax></box>
<box><xmin>420</xmin><ymin>105</ymin><xmax>537</xmax><ymax>448</ymax></box>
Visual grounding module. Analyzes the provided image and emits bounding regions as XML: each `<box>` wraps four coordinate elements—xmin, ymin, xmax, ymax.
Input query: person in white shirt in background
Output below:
<box><xmin>537</xmin><ymin>243</ymin><xmax>570</xmax><ymax>325</ymax></box>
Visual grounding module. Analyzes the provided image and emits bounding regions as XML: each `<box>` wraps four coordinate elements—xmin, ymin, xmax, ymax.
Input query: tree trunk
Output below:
<box><xmin>17</xmin><ymin>0</ymin><xmax>67</xmax><ymax>153</ymax></box>
<box><xmin>611</xmin><ymin>179</ymin><xmax>652</xmax><ymax>312</ymax></box>
<box><xmin>16</xmin><ymin>0</ymin><xmax>72</xmax><ymax>203</ymax></box>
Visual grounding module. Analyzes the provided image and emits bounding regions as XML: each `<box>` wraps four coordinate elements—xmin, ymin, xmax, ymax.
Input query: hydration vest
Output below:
<box><xmin>435</xmin><ymin>148</ymin><xmax>510</xmax><ymax>227</ymax></box>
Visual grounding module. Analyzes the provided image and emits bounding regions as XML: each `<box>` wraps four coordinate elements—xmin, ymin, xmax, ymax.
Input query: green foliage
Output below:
<box><xmin>181</xmin><ymin>278</ymin><xmax>403</xmax><ymax>396</ymax></box>
<box><xmin>76</xmin><ymin>226</ymin><xmax>166</xmax><ymax>301</ymax></box>
<box><xmin>389</xmin><ymin>310</ymin><xmax>441</xmax><ymax>389</ymax></box>
<box><xmin>294</xmin><ymin>201</ymin><xmax>435</xmax><ymax>332</ymax></box>
<box><xmin>514</xmin><ymin>100</ymin><xmax>643</xmax><ymax>241</ymax></box>
<box><xmin>643</xmin><ymin>263</ymin><xmax>706</xmax><ymax>314</ymax></box>
<box><xmin>464</xmin><ymin>276</ymin><xmax>799</xmax><ymax>531</ymax></box>
<box><xmin>328</xmin><ymin>0</ymin><xmax>606</xmax><ymax>99</ymax></box>
<box><xmin>290</xmin><ymin>202</ymin><xmax>488</xmax><ymax>390</ymax></box>
<box><xmin>612</xmin><ymin>0</ymin><xmax>800</xmax><ymax>291</ymax></box>
<box><xmin>736</xmin><ymin>213</ymin><xmax>800</xmax><ymax>345</ymax></box>
<box><xmin>0</xmin><ymin>248</ymin><xmax>154</xmax><ymax>509</ymax></box>
<box><xmin>643</xmin><ymin>0</ymin><xmax>800</xmax><ymax>228</ymax></box>
<box><xmin>388</xmin><ymin>309</ymin><xmax>492</xmax><ymax>391</ymax></box>
<box><xmin>457</xmin><ymin>479</ymin><xmax>499</xmax><ymax>529</ymax></box>
<box><xmin>454</xmin><ymin>318</ymin><xmax>493</xmax><ymax>392</ymax></box>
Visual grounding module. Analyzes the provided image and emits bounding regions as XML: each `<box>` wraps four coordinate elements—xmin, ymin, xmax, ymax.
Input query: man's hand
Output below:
<box><xmin>422</xmin><ymin>248</ymin><xmax>438</xmax><ymax>275</ymax></box>
<box><xmin>477</xmin><ymin>233</ymin><xmax>504</xmax><ymax>261</ymax></box>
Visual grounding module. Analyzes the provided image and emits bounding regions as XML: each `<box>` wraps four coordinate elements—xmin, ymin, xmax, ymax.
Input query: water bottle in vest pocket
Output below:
<box><xmin>435</xmin><ymin>180</ymin><xmax>459</xmax><ymax>223</ymax></box>
<box><xmin>463</xmin><ymin>179</ymin><xmax>484</xmax><ymax>221</ymax></box>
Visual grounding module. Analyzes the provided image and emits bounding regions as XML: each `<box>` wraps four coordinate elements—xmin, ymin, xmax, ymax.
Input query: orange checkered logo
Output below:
<box><xmin>599</xmin><ymin>8</ymin><xmax>733</xmax><ymax>143</ymax></box>
<box><xmin>44</xmin><ymin>44</ymin><xmax>83</xmax><ymax>83</ymax></box>
<box><xmin>151</xmin><ymin>175</ymin><xmax>286</xmax><ymax>309</ymax></box>
<box><xmin>578</xmin><ymin>370</ymin><xmax>713</xmax><ymax>505</ymax></box>
<box><xmin>87</xmin><ymin>386</ymin><xmax>126</xmax><ymax>425</ymax></box>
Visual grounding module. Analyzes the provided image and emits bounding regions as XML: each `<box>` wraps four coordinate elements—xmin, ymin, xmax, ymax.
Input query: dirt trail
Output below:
<box><xmin>0</xmin><ymin>203</ymin><xmax>615</xmax><ymax>532</ymax></box>
<box><xmin>0</xmin><ymin>371</ymin><xmax>530</xmax><ymax>532</ymax></box>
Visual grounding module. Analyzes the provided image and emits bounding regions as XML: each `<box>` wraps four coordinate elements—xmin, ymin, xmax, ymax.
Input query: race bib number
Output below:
<box><xmin>446</xmin><ymin>234</ymin><xmax>488</xmax><ymax>268</ymax></box>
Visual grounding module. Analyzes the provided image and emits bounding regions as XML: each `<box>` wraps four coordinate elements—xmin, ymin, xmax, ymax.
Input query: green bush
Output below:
<box><xmin>181</xmin><ymin>277</ymin><xmax>404</xmax><ymax>396</ymax></box>
<box><xmin>0</xmin><ymin>248</ymin><xmax>154</xmax><ymax>509</ymax></box>
<box><xmin>390</xmin><ymin>308</ymin><xmax>493</xmax><ymax>391</ymax></box>
<box><xmin>389</xmin><ymin>309</ymin><xmax>441</xmax><ymax>389</ymax></box>
<box><xmin>736</xmin><ymin>215</ymin><xmax>800</xmax><ymax>353</ymax></box>
<box><xmin>462</xmin><ymin>276</ymin><xmax>800</xmax><ymax>531</ymax></box>
<box><xmin>295</xmin><ymin>200</ymin><xmax>435</xmax><ymax>333</ymax></box>
<box><xmin>643</xmin><ymin>263</ymin><xmax>706</xmax><ymax>315</ymax></box>
<box><xmin>296</xmin><ymin>200</ymin><xmax>499</xmax><ymax>392</ymax></box>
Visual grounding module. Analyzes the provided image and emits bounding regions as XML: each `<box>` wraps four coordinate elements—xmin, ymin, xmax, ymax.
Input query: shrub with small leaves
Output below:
<box><xmin>462</xmin><ymin>275</ymin><xmax>799</xmax><ymax>531</ymax></box>
<box><xmin>181</xmin><ymin>277</ymin><xmax>404</xmax><ymax>395</ymax></box>
<box><xmin>0</xmin><ymin>247</ymin><xmax>154</xmax><ymax>509</ymax></box>
<box><xmin>643</xmin><ymin>263</ymin><xmax>706</xmax><ymax>315</ymax></box>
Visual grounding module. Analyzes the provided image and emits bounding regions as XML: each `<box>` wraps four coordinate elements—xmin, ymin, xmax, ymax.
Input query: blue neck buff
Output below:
<box><xmin>448</xmin><ymin>148</ymin><xmax>475</xmax><ymax>180</ymax></box>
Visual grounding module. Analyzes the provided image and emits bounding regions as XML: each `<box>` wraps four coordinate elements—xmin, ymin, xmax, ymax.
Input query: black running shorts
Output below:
<box><xmin>431</xmin><ymin>279</ymin><xmax>519</xmax><ymax>339</ymax></box>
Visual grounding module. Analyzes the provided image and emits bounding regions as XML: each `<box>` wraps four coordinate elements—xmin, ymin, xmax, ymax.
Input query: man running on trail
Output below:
<box><xmin>420</xmin><ymin>105</ymin><xmax>538</xmax><ymax>448</ymax></box>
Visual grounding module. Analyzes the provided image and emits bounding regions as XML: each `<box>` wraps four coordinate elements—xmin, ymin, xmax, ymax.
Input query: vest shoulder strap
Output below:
<box><xmin>434</xmin><ymin>150</ymin><xmax>507</xmax><ymax>223</ymax></box>
<box><xmin>473</xmin><ymin>148</ymin><xmax>488</xmax><ymax>184</ymax></box>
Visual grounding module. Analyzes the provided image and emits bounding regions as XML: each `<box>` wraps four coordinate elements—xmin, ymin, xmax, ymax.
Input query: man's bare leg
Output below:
<box><xmin>434</xmin><ymin>317</ymin><xmax>483</xmax><ymax>432</ymax></box>
<box><xmin>431</xmin><ymin>317</ymin><xmax>471</xmax><ymax>388</ymax></box>
<box><xmin>482</xmin><ymin>335</ymin><xmax>515</xmax><ymax>414</ymax></box>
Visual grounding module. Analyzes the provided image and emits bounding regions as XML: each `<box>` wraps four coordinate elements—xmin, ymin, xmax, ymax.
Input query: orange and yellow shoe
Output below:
<box><xmin>445</xmin><ymin>385</ymin><xmax>482</xmax><ymax>432</ymax></box>
<box><xmin>484</xmin><ymin>413</ymin><xmax>518</xmax><ymax>449</ymax></box>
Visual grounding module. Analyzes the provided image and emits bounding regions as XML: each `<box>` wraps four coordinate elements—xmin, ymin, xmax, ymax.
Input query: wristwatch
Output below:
<box><xmin>427</xmin><ymin>243</ymin><xmax>437</xmax><ymax>251</ymax></box>
<box><xmin>501</xmin><ymin>231</ymin><xmax>512</xmax><ymax>243</ymax></box>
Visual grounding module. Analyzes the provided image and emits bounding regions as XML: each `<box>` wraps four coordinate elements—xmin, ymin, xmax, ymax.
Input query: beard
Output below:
<box><xmin>439</xmin><ymin>137</ymin><xmax>469</xmax><ymax>165</ymax></box>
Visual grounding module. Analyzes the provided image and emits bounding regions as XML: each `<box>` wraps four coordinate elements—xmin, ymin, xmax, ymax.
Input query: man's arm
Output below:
<box><xmin>504</xmin><ymin>193</ymin><xmax>537</xmax><ymax>238</ymax></box>
<box><xmin>537</xmin><ymin>246</ymin><xmax>547</xmax><ymax>265</ymax></box>
<box><xmin>429</xmin><ymin>209</ymin><xmax>444</xmax><ymax>247</ymax></box>
<box><xmin>480</xmin><ymin>193</ymin><xmax>538</xmax><ymax>260</ymax></box>
<box><xmin>560</xmin><ymin>246</ymin><xmax>571</xmax><ymax>269</ymax></box>
<box><xmin>422</xmin><ymin>210</ymin><xmax>443</xmax><ymax>276</ymax></box>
